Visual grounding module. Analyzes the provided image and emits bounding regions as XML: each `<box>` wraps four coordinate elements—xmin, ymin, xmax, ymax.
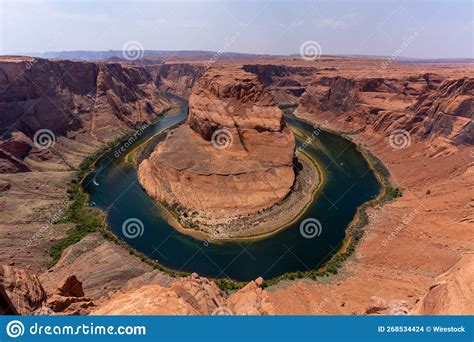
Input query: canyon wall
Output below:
<box><xmin>152</xmin><ymin>63</ymin><xmax>206</xmax><ymax>98</ymax></box>
<box><xmin>3</xmin><ymin>57</ymin><xmax>470</xmax><ymax>175</ymax></box>
<box><xmin>234</xmin><ymin>63</ymin><xmax>473</xmax><ymax>147</ymax></box>
<box><xmin>138</xmin><ymin>66</ymin><xmax>296</xmax><ymax>220</ymax></box>
<box><xmin>242</xmin><ymin>64</ymin><xmax>316</xmax><ymax>104</ymax></box>
<box><xmin>413</xmin><ymin>253</ymin><xmax>474</xmax><ymax>315</ymax></box>
<box><xmin>1</xmin><ymin>56</ymin><xmax>472</xmax><ymax>316</ymax></box>
<box><xmin>3</xmin><ymin>251</ymin><xmax>473</xmax><ymax>315</ymax></box>
<box><xmin>297</xmin><ymin>73</ymin><xmax>473</xmax><ymax>145</ymax></box>
<box><xmin>1</xmin><ymin>263</ymin><xmax>274</xmax><ymax>315</ymax></box>
<box><xmin>0</xmin><ymin>58</ymin><xmax>206</xmax><ymax>173</ymax></box>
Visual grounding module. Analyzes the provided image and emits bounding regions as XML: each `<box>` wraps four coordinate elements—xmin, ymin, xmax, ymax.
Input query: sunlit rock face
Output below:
<box><xmin>138</xmin><ymin>67</ymin><xmax>295</xmax><ymax>219</ymax></box>
<box><xmin>0</xmin><ymin>57</ymin><xmax>173</xmax><ymax>173</ymax></box>
<box><xmin>297</xmin><ymin>74</ymin><xmax>474</xmax><ymax>146</ymax></box>
<box><xmin>412</xmin><ymin>253</ymin><xmax>474</xmax><ymax>315</ymax></box>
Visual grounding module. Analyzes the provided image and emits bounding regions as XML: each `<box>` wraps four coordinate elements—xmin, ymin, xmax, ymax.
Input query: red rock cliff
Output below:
<box><xmin>138</xmin><ymin>67</ymin><xmax>296</xmax><ymax>220</ymax></box>
<box><xmin>0</xmin><ymin>57</ymin><xmax>201</xmax><ymax>172</ymax></box>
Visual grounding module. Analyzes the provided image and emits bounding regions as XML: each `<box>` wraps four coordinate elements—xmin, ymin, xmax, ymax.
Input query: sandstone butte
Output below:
<box><xmin>138</xmin><ymin>67</ymin><xmax>296</xmax><ymax>221</ymax></box>
<box><xmin>0</xmin><ymin>55</ymin><xmax>473</xmax><ymax>315</ymax></box>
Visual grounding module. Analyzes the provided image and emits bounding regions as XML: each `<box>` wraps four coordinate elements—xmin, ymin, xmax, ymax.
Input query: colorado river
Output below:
<box><xmin>83</xmin><ymin>100</ymin><xmax>381</xmax><ymax>281</ymax></box>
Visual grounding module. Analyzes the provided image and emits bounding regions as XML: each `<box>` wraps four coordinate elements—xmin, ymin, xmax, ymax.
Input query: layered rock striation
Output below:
<box><xmin>2</xmin><ymin>55</ymin><xmax>473</xmax><ymax>316</ymax></box>
<box><xmin>0</xmin><ymin>264</ymin><xmax>274</xmax><ymax>316</ymax></box>
<box><xmin>297</xmin><ymin>74</ymin><xmax>473</xmax><ymax>145</ymax></box>
<box><xmin>0</xmin><ymin>57</ymin><xmax>205</xmax><ymax>173</ymax></box>
<box><xmin>0</xmin><ymin>265</ymin><xmax>47</xmax><ymax>315</ymax></box>
<box><xmin>92</xmin><ymin>274</ymin><xmax>274</xmax><ymax>315</ymax></box>
<box><xmin>152</xmin><ymin>63</ymin><xmax>206</xmax><ymax>98</ymax></box>
<box><xmin>138</xmin><ymin>67</ymin><xmax>296</xmax><ymax>223</ymax></box>
<box><xmin>413</xmin><ymin>253</ymin><xmax>474</xmax><ymax>315</ymax></box>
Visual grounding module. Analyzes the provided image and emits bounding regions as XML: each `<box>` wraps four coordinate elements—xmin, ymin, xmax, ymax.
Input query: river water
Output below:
<box><xmin>83</xmin><ymin>101</ymin><xmax>380</xmax><ymax>281</ymax></box>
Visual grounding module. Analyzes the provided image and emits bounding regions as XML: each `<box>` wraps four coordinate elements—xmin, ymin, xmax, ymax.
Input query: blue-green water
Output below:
<box><xmin>83</xmin><ymin>101</ymin><xmax>381</xmax><ymax>281</ymax></box>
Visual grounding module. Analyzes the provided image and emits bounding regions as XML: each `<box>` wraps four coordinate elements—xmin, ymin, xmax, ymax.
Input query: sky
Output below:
<box><xmin>0</xmin><ymin>0</ymin><xmax>472</xmax><ymax>58</ymax></box>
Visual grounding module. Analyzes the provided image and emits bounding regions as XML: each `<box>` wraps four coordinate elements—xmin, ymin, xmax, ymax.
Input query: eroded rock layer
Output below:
<box><xmin>2</xmin><ymin>55</ymin><xmax>473</xmax><ymax>316</ymax></box>
<box><xmin>413</xmin><ymin>253</ymin><xmax>474</xmax><ymax>315</ymax></box>
<box><xmin>0</xmin><ymin>57</ymin><xmax>204</xmax><ymax>173</ymax></box>
<box><xmin>297</xmin><ymin>74</ymin><xmax>473</xmax><ymax>145</ymax></box>
<box><xmin>0</xmin><ymin>264</ymin><xmax>275</xmax><ymax>316</ymax></box>
<box><xmin>0</xmin><ymin>265</ymin><xmax>47</xmax><ymax>315</ymax></box>
<box><xmin>138</xmin><ymin>67</ymin><xmax>296</xmax><ymax>219</ymax></box>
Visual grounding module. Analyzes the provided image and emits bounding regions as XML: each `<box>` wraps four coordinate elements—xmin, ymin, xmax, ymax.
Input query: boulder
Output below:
<box><xmin>46</xmin><ymin>293</ymin><xmax>94</xmax><ymax>315</ymax></box>
<box><xmin>91</xmin><ymin>285</ymin><xmax>200</xmax><ymax>315</ymax></box>
<box><xmin>0</xmin><ymin>266</ymin><xmax>47</xmax><ymax>314</ymax></box>
<box><xmin>170</xmin><ymin>273</ymin><xmax>225</xmax><ymax>315</ymax></box>
<box><xmin>58</xmin><ymin>275</ymin><xmax>85</xmax><ymax>297</ymax></box>
<box><xmin>365</xmin><ymin>296</ymin><xmax>409</xmax><ymax>315</ymax></box>
<box><xmin>0</xmin><ymin>180</ymin><xmax>11</xmax><ymax>192</ymax></box>
<box><xmin>227</xmin><ymin>277</ymin><xmax>274</xmax><ymax>315</ymax></box>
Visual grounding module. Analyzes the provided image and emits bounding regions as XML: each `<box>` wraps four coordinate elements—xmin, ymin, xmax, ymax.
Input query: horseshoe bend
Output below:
<box><xmin>137</xmin><ymin>67</ymin><xmax>322</xmax><ymax>240</ymax></box>
<box><xmin>1</xmin><ymin>2</ymin><xmax>473</xmax><ymax>318</ymax></box>
<box><xmin>1</xmin><ymin>54</ymin><xmax>473</xmax><ymax>316</ymax></box>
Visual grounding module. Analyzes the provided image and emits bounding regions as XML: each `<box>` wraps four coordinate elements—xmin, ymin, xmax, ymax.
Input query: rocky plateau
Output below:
<box><xmin>0</xmin><ymin>55</ymin><xmax>472</xmax><ymax>315</ymax></box>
